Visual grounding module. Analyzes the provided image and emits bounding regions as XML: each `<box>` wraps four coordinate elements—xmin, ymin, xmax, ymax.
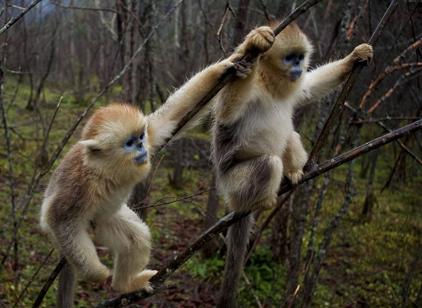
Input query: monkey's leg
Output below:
<box><xmin>283</xmin><ymin>131</ymin><xmax>308</xmax><ymax>184</ymax></box>
<box><xmin>218</xmin><ymin>155</ymin><xmax>283</xmax><ymax>308</ymax></box>
<box><xmin>94</xmin><ymin>205</ymin><xmax>156</xmax><ymax>293</ymax></box>
<box><xmin>54</xmin><ymin>224</ymin><xmax>110</xmax><ymax>282</ymax></box>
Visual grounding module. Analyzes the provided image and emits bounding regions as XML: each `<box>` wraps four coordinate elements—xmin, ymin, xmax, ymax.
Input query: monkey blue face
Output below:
<box><xmin>284</xmin><ymin>53</ymin><xmax>304</xmax><ymax>81</ymax></box>
<box><xmin>123</xmin><ymin>133</ymin><xmax>148</xmax><ymax>164</ymax></box>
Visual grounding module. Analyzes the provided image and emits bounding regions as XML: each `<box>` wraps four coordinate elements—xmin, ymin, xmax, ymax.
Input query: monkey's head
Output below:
<box><xmin>262</xmin><ymin>23</ymin><xmax>313</xmax><ymax>82</ymax></box>
<box><xmin>79</xmin><ymin>104</ymin><xmax>151</xmax><ymax>182</ymax></box>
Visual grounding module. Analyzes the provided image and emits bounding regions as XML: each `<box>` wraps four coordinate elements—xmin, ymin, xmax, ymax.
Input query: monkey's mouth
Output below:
<box><xmin>289</xmin><ymin>70</ymin><xmax>302</xmax><ymax>81</ymax></box>
<box><xmin>134</xmin><ymin>152</ymin><xmax>148</xmax><ymax>164</ymax></box>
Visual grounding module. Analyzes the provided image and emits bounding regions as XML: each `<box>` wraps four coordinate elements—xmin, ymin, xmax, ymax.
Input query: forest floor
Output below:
<box><xmin>0</xmin><ymin>81</ymin><xmax>421</xmax><ymax>307</ymax></box>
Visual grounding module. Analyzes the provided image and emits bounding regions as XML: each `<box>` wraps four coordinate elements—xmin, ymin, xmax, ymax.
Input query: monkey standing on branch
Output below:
<box><xmin>212</xmin><ymin>23</ymin><xmax>373</xmax><ymax>307</ymax></box>
<box><xmin>39</xmin><ymin>30</ymin><xmax>269</xmax><ymax>307</ymax></box>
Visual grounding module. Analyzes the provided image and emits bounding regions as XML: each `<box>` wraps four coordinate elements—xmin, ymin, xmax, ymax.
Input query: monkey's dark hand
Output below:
<box><xmin>234</xmin><ymin>59</ymin><xmax>254</xmax><ymax>79</ymax></box>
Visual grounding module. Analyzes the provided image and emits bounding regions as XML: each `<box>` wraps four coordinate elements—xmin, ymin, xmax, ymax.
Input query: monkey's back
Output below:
<box><xmin>40</xmin><ymin>144</ymin><xmax>95</xmax><ymax>230</ymax></box>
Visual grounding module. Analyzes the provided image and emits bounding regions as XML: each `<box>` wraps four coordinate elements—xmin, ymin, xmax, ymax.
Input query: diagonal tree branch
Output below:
<box><xmin>97</xmin><ymin>118</ymin><xmax>422</xmax><ymax>307</ymax></box>
<box><xmin>0</xmin><ymin>0</ymin><xmax>44</xmax><ymax>35</ymax></box>
<box><xmin>345</xmin><ymin>102</ymin><xmax>422</xmax><ymax>166</ymax></box>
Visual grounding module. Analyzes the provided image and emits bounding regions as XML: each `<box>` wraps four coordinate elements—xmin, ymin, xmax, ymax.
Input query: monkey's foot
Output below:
<box><xmin>129</xmin><ymin>269</ymin><xmax>158</xmax><ymax>293</ymax></box>
<box><xmin>246</xmin><ymin>26</ymin><xmax>275</xmax><ymax>53</ymax></box>
<box><xmin>82</xmin><ymin>264</ymin><xmax>111</xmax><ymax>283</ymax></box>
<box><xmin>253</xmin><ymin>195</ymin><xmax>278</xmax><ymax>210</ymax></box>
<box><xmin>352</xmin><ymin>44</ymin><xmax>373</xmax><ymax>64</ymax></box>
<box><xmin>286</xmin><ymin>170</ymin><xmax>304</xmax><ymax>185</ymax></box>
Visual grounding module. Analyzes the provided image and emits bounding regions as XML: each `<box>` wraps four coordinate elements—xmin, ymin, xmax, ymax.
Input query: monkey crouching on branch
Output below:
<box><xmin>39</xmin><ymin>24</ymin><xmax>274</xmax><ymax>307</ymax></box>
<box><xmin>212</xmin><ymin>23</ymin><xmax>373</xmax><ymax>307</ymax></box>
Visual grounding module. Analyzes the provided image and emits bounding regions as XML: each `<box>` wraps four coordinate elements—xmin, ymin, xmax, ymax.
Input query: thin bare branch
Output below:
<box><xmin>359</xmin><ymin>62</ymin><xmax>422</xmax><ymax>109</ymax></box>
<box><xmin>345</xmin><ymin>102</ymin><xmax>422</xmax><ymax>166</ymax></box>
<box><xmin>0</xmin><ymin>0</ymin><xmax>44</xmax><ymax>35</ymax></box>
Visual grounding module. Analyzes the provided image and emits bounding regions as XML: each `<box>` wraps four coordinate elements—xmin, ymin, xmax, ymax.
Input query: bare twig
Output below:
<box><xmin>14</xmin><ymin>249</ymin><xmax>54</xmax><ymax>307</ymax></box>
<box><xmin>345</xmin><ymin>102</ymin><xmax>422</xmax><ymax>166</ymax></box>
<box><xmin>368</xmin><ymin>67</ymin><xmax>422</xmax><ymax>113</ymax></box>
<box><xmin>352</xmin><ymin>116</ymin><xmax>419</xmax><ymax>124</ymax></box>
<box><xmin>393</xmin><ymin>38</ymin><xmax>422</xmax><ymax>64</ymax></box>
<box><xmin>359</xmin><ymin>62</ymin><xmax>422</xmax><ymax>109</ymax></box>
<box><xmin>134</xmin><ymin>189</ymin><xmax>210</xmax><ymax>210</ymax></box>
<box><xmin>38</xmin><ymin>96</ymin><xmax>63</xmax><ymax>164</ymax></box>
<box><xmin>0</xmin><ymin>0</ymin><xmax>44</xmax><ymax>35</ymax></box>
<box><xmin>216</xmin><ymin>3</ymin><xmax>233</xmax><ymax>56</ymax></box>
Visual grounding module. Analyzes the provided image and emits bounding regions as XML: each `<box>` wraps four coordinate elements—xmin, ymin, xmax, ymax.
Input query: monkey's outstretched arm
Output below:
<box><xmin>302</xmin><ymin>43</ymin><xmax>373</xmax><ymax>102</ymax></box>
<box><xmin>146</xmin><ymin>59</ymin><xmax>235</xmax><ymax>152</ymax></box>
<box><xmin>146</xmin><ymin>27</ymin><xmax>275</xmax><ymax>151</ymax></box>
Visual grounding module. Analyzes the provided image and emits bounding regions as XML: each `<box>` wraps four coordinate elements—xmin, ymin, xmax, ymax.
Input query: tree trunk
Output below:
<box><xmin>270</xmin><ymin>198</ymin><xmax>290</xmax><ymax>263</ymax></box>
<box><xmin>232</xmin><ymin>0</ymin><xmax>251</xmax><ymax>47</ymax></box>
<box><xmin>362</xmin><ymin>150</ymin><xmax>379</xmax><ymax>219</ymax></box>
<box><xmin>168</xmin><ymin>142</ymin><xmax>185</xmax><ymax>189</ymax></box>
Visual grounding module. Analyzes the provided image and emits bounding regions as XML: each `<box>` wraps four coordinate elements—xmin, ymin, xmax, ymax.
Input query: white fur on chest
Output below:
<box><xmin>240</xmin><ymin>94</ymin><xmax>295</xmax><ymax>156</ymax></box>
<box><xmin>95</xmin><ymin>185</ymin><xmax>133</xmax><ymax>220</ymax></box>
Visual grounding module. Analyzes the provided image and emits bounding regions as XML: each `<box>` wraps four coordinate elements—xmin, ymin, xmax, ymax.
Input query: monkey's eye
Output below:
<box><xmin>139</xmin><ymin>132</ymin><xmax>145</xmax><ymax>141</ymax></box>
<box><xmin>124</xmin><ymin>137</ymin><xmax>135</xmax><ymax>149</ymax></box>
<box><xmin>285</xmin><ymin>54</ymin><xmax>294</xmax><ymax>62</ymax></box>
<box><xmin>298</xmin><ymin>54</ymin><xmax>304</xmax><ymax>60</ymax></box>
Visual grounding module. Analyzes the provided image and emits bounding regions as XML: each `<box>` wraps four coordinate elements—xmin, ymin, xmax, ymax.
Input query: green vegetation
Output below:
<box><xmin>0</xmin><ymin>79</ymin><xmax>420</xmax><ymax>307</ymax></box>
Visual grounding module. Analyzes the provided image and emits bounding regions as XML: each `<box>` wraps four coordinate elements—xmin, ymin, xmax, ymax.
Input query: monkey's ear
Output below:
<box><xmin>79</xmin><ymin>139</ymin><xmax>102</xmax><ymax>152</ymax></box>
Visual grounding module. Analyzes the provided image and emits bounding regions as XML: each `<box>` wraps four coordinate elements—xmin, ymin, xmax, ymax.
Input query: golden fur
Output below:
<box><xmin>213</xmin><ymin>24</ymin><xmax>373</xmax><ymax>307</ymax></box>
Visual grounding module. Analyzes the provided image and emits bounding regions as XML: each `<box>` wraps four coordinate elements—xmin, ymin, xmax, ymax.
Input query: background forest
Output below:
<box><xmin>0</xmin><ymin>0</ymin><xmax>421</xmax><ymax>307</ymax></box>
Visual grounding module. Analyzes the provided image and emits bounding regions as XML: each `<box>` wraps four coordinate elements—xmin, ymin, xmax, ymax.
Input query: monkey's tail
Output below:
<box><xmin>57</xmin><ymin>260</ymin><xmax>76</xmax><ymax>308</ymax></box>
<box><xmin>217</xmin><ymin>213</ymin><xmax>253</xmax><ymax>308</ymax></box>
